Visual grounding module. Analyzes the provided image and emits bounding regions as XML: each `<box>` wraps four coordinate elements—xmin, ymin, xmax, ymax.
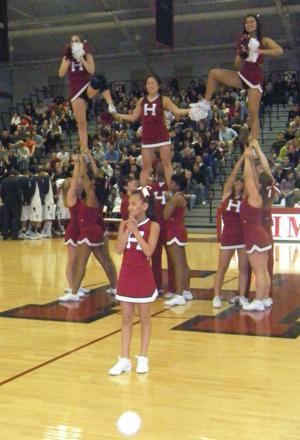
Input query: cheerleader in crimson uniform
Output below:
<box><xmin>60</xmin><ymin>158</ymin><xmax>88</xmax><ymax>298</ymax></box>
<box><xmin>59</xmin><ymin>154</ymin><xmax>117</xmax><ymax>302</ymax></box>
<box><xmin>212</xmin><ymin>154</ymin><xmax>249</xmax><ymax>309</ymax></box>
<box><xmin>150</xmin><ymin>163</ymin><xmax>175</xmax><ymax>296</ymax></box>
<box><xmin>58</xmin><ymin>35</ymin><xmax>116</xmax><ymax>150</ymax></box>
<box><xmin>163</xmin><ymin>174</ymin><xmax>192</xmax><ymax>307</ymax></box>
<box><xmin>114</xmin><ymin>75</ymin><xmax>194</xmax><ymax>188</ymax></box>
<box><xmin>240</xmin><ymin>146</ymin><xmax>274</xmax><ymax>312</ymax></box>
<box><xmin>194</xmin><ymin>14</ymin><xmax>283</xmax><ymax>140</ymax></box>
<box><xmin>109</xmin><ymin>189</ymin><xmax>160</xmax><ymax>376</ymax></box>
<box><xmin>244</xmin><ymin>139</ymin><xmax>280</xmax><ymax>305</ymax></box>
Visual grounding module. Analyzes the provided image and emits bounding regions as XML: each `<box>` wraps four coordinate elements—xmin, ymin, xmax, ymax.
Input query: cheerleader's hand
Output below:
<box><xmin>244</xmin><ymin>147</ymin><xmax>254</xmax><ymax>159</ymax></box>
<box><xmin>126</xmin><ymin>217</ymin><xmax>139</xmax><ymax>234</ymax></box>
<box><xmin>237</xmin><ymin>34</ymin><xmax>250</xmax><ymax>59</ymax></box>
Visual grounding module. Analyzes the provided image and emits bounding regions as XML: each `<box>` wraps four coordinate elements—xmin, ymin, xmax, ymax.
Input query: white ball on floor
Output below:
<box><xmin>116</xmin><ymin>411</ymin><xmax>141</xmax><ymax>436</ymax></box>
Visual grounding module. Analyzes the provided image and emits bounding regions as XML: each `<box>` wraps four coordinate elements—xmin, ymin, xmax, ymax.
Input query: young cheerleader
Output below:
<box><xmin>58</xmin><ymin>154</ymin><xmax>117</xmax><ymax>301</ymax></box>
<box><xmin>240</xmin><ymin>147</ymin><xmax>273</xmax><ymax>311</ymax></box>
<box><xmin>114</xmin><ymin>75</ymin><xmax>193</xmax><ymax>188</ymax></box>
<box><xmin>195</xmin><ymin>14</ymin><xmax>283</xmax><ymax>140</ymax></box>
<box><xmin>58</xmin><ymin>34</ymin><xmax>116</xmax><ymax>149</ymax></box>
<box><xmin>163</xmin><ymin>174</ymin><xmax>192</xmax><ymax>307</ymax></box>
<box><xmin>212</xmin><ymin>154</ymin><xmax>249</xmax><ymax>308</ymax></box>
<box><xmin>109</xmin><ymin>189</ymin><xmax>160</xmax><ymax>375</ymax></box>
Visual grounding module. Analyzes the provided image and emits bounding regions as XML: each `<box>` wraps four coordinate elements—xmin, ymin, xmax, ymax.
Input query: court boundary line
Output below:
<box><xmin>0</xmin><ymin>308</ymin><xmax>166</xmax><ymax>387</ymax></box>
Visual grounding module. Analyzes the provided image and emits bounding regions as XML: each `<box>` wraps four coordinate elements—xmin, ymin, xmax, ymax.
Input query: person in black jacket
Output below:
<box><xmin>1</xmin><ymin>169</ymin><xmax>23</xmax><ymax>239</ymax></box>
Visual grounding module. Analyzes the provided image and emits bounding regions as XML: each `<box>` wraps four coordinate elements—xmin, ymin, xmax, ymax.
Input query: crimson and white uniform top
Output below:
<box><xmin>237</xmin><ymin>36</ymin><xmax>264</xmax><ymax>92</ymax></box>
<box><xmin>217</xmin><ymin>196</ymin><xmax>245</xmax><ymax>250</ymax></box>
<box><xmin>116</xmin><ymin>218</ymin><xmax>158</xmax><ymax>303</ymax></box>
<box><xmin>140</xmin><ymin>95</ymin><xmax>170</xmax><ymax>148</ymax></box>
<box><xmin>151</xmin><ymin>181</ymin><xmax>168</xmax><ymax>226</ymax></box>
<box><xmin>64</xmin><ymin>42</ymin><xmax>91</xmax><ymax>100</ymax></box>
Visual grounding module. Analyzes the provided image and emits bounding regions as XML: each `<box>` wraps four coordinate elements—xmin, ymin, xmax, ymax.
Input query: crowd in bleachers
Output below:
<box><xmin>0</xmin><ymin>73</ymin><xmax>299</xmax><ymax>239</ymax></box>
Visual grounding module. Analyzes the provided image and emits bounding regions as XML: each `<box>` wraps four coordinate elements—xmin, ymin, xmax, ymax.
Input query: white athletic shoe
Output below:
<box><xmin>79</xmin><ymin>287</ymin><xmax>90</xmax><ymax>294</ymax></box>
<box><xmin>242</xmin><ymin>300</ymin><xmax>265</xmax><ymax>312</ymax></box>
<box><xmin>108</xmin><ymin>357</ymin><xmax>131</xmax><ymax>376</ymax></box>
<box><xmin>108</xmin><ymin>102</ymin><xmax>116</xmax><ymax>114</ymax></box>
<box><xmin>164</xmin><ymin>294</ymin><xmax>186</xmax><ymax>307</ymax></box>
<box><xmin>238</xmin><ymin>296</ymin><xmax>249</xmax><ymax>307</ymax></box>
<box><xmin>58</xmin><ymin>292</ymin><xmax>80</xmax><ymax>302</ymax></box>
<box><xmin>77</xmin><ymin>289</ymin><xmax>88</xmax><ymax>298</ymax></box>
<box><xmin>229</xmin><ymin>295</ymin><xmax>240</xmax><ymax>304</ymax></box>
<box><xmin>164</xmin><ymin>292</ymin><xmax>175</xmax><ymax>299</ymax></box>
<box><xmin>106</xmin><ymin>287</ymin><xmax>117</xmax><ymax>295</ymax></box>
<box><xmin>135</xmin><ymin>355</ymin><xmax>149</xmax><ymax>374</ymax></box>
<box><xmin>212</xmin><ymin>295</ymin><xmax>222</xmax><ymax>308</ymax></box>
<box><xmin>40</xmin><ymin>233</ymin><xmax>52</xmax><ymax>239</ymax></box>
<box><xmin>183</xmin><ymin>290</ymin><xmax>193</xmax><ymax>301</ymax></box>
<box><xmin>263</xmin><ymin>297</ymin><xmax>273</xmax><ymax>308</ymax></box>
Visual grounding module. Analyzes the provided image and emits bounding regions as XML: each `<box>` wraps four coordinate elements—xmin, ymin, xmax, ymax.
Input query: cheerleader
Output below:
<box><xmin>163</xmin><ymin>174</ymin><xmax>192</xmax><ymax>307</ymax></box>
<box><xmin>109</xmin><ymin>189</ymin><xmax>160</xmax><ymax>375</ymax></box>
<box><xmin>58</xmin><ymin>154</ymin><xmax>117</xmax><ymax>302</ymax></box>
<box><xmin>212</xmin><ymin>154</ymin><xmax>249</xmax><ymax>308</ymax></box>
<box><xmin>195</xmin><ymin>14</ymin><xmax>283</xmax><ymax>140</ymax></box>
<box><xmin>114</xmin><ymin>75</ymin><xmax>193</xmax><ymax>188</ymax></box>
<box><xmin>58</xmin><ymin>35</ymin><xmax>116</xmax><ymax>150</ymax></box>
<box><xmin>240</xmin><ymin>147</ymin><xmax>273</xmax><ymax>311</ymax></box>
<box><xmin>245</xmin><ymin>139</ymin><xmax>278</xmax><ymax>305</ymax></box>
<box><xmin>120</xmin><ymin>177</ymin><xmax>139</xmax><ymax>220</ymax></box>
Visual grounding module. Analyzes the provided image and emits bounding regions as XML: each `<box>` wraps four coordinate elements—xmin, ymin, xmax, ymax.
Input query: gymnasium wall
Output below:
<box><xmin>0</xmin><ymin>62</ymin><xmax>13</xmax><ymax>113</ymax></box>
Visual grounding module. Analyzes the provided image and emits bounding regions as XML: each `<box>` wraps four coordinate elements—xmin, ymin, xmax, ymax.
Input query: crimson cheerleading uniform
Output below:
<box><xmin>64</xmin><ymin>42</ymin><xmax>91</xmax><ymax>102</ymax></box>
<box><xmin>240</xmin><ymin>198</ymin><xmax>272</xmax><ymax>254</ymax></box>
<box><xmin>116</xmin><ymin>218</ymin><xmax>158</xmax><ymax>303</ymax></box>
<box><xmin>64</xmin><ymin>199</ymin><xmax>80</xmax><ymax>247</ymax></box>
<box><xmin>140</xmin><ymin>95</ymin><xmax>170</xmax><ymax>148</ymax></box>
<box><xmin>77</xmin><ymin>200</ymin><xmax>104</xmax><ymax>247</ymax></box>
<box><xmin>237</xmin><ymin>36</ymin><xmax>264</xmax><ymax>93</ymax></box>
<box><xmin>217</xmin><ymin>196</ymin><xmax>245</xmax><ymax>250</ymax></box>
<box><xmin>151</xmin><ymin>181</ymin><xmax>168</xmax><ymax>290</ymax></box>
<box><xmin>165</xmin><ymin>196</ymin><xmax>188</xmax><ymax>246</ymax></box>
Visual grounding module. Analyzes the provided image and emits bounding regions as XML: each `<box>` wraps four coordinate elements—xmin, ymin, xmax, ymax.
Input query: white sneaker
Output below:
<box><xmin>164</xmin><ymin>294</ymin><xmax>186</xmax><ymax>307</ymax></box>
<box><xmin>108</xmin><ymin>357</ymin><xmax>131</xmax><ymax>376</ymax></box>
<box><xmin>212</xmin><ymin>295</ymin><xmax>222</xmax><ymax>308</ymax></box>
<box><xmin>78</xmin><ymin>289</ymin><xmax>87</xmax><ymax>298</ymax></box>
<box><xmin>40</xmin><ymin>233</ymin><xmax>52</xmax><ymax>239</ymax></box>
<box><xmin>242</xmin><ymin>300</ymin><xmax>265</xmax><ymax>312</ymax></box>
<box><xmin>106</xmin><ymin>287</ymin><xmax>117</xmax><ymax>295</ymax></box>
<box><xmin>108</xmin><ymin>102</ymin><xmax>116</xmax><ymax>113</ymax></box>
<box><xmin>183</xmin><ymin>290</ymin><xmax>193</xmax><ymax>301</ymax></box>
<box><xmin>58</xmin><ymin>292</ymin><xmax>80</xmax><ymax>302</ymax></box>
<box><xmin>164</xmin><ymin>292</ymin><xmax>175</xmax><ymax>299</ymax></box>
<box><xmin>18</xmin><ymin>232</ymin><xmax>27</xmax><ymax>239</ymax></box>
<box><xmin>79</xmin><ymin>287</ymin><xmax>90</xmax><ymax>294</ymax></box>
<box><xmin>229</xmin><ymin>295</ymin><xmax>240</xmax><ymax>304</ymax></box>
<box><xmin>263</xmin><ymin>298</ymin><xmax>273</xmax><ymax>308</ymax></box>
<box><xmin>238</xmin><ymin>296</ymin><xmax>249</xmax><ymax>307</ymax></box>
<box><xmin>135</xmin><ymin>355</ymin><xmax>149</xmax><ymax>374</ymax></box>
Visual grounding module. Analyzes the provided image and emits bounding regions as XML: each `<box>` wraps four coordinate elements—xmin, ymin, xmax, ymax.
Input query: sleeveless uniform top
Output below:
<box><xmin>240</xmin><ymin>198</ymin><xmax>272</xmax><ymax>254</ymax></box>
<box><xmin>64</xmin><ymin>42</ymin><xmax>91</xmax><ymax>98</ymax></box>
<box><xmin>237</xmin><ymin>36</ymin><xmax>264</xmax><ymax>92</ymax></box>
<box><xmin>218</xmin><ymin>196</ymin><xmax>245</xmax><ymax>249</ymax></box>
<box><xmin>116</xmin><ymin>218</ymin><xmax>158</xmax><ymax>303</ymax></box>
<box><xmin>165</xmin><ymin>195</ymin><xmax>188</xmax><ymax>246</ymax></box>
<box><xmin>64</xmin><ymin>199</ymin><xmax>80</xmax><ymax>246</ymax></box>
<box><xmin>77</xmin><ymin>200</ymin><xmax>104</xmax><ymax>246</ymax></box>
<box><xmin>140</xmin><ymin>95</ymin><xmax>170</xmax><ymax>147</ymax></box>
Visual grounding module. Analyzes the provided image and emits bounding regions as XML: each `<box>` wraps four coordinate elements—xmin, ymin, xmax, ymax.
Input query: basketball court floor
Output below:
<box><xmin>1</xmin><ymin>234</ymin><xmax>300</xmax><ymax>439</ymax></box>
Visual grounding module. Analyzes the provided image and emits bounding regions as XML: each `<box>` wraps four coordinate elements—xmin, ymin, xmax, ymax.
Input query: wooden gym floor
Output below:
<box><xmin>1</xmin><ymin>235</ymin><xmax>300</xmax><ymax>440</ymax></box>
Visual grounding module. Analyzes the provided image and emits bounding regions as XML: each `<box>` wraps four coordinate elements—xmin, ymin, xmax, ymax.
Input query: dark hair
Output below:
<box><xmin>258</xmin><ymin>172</ymin><xmax>274</xmax><ymax>208</ymax></box>
<box><xmin>131</xmin><ymin>189</ymin><xmax>156</xmax><ymax>220</ymax></box>
<box><xmin>243</xmin><ymin>14</ymin><xmax>263</xmax><ymax>42</ymax></box>
<box><xmin>171</xmin><ymin>174</ymin><xmax>187</xmax><ymax>192</ymax></box>
<box><xmin>94</xmin><ymin>175</ymin><xmax>109</xmax><ymax>206</ymax></box>
<box><xmin>144</xmin><ymin>75</ymin><xmax>163</xmax><ymax>95</ymax></box>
